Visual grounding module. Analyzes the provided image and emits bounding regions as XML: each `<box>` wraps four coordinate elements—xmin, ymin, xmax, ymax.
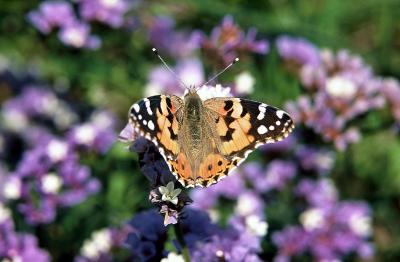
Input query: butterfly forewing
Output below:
<box><xmin>204</xmin><ymin>97</ymin><xmax>295</xmax><ymax>158</ymax></box>
<box><xmin>129</xmin><ymin>95</ymin><xmax>183</xmax><ymax>160</ymax></box>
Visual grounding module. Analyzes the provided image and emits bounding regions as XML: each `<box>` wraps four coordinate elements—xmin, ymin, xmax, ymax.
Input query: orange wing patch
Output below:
<box><xmin>216</xmin><ymin>115</ymin><xmax>255</xmax><ymax>156</ymax></box>
<box><xmin>196</xmin><ymin>153</ymin><xmax>237</xmax><ymax>187</ymax></box>
<box><xmin>154</xmin><ymin>95</ymin><xmax>180</xmax><ymax>155</ymax></box>
<box><xmin>168</xmin><ymin>153</ymin><xmax>193</xmax><ymax>186</ymax></box>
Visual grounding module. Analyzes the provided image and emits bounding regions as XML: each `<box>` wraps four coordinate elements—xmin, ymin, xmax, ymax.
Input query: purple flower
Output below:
<box><xmin>296</xmin><ymin>178</ymin><xmax>338</xmax><ymax>208</ymax></box>
<box><xmin>144</xmin><ymin>58</ymin><xmax>205</xmax><ymax>97</ymax></box>
<box><xmin>0</xmin><ymin>204</ymin><xmax>50</xmax><ymax>262</ymax></box>
<box><xmin>191</xmin><ymin>225</ymin><xmax>263</xmax><ymax>262</ymax></box>
<box><xmin>276</xmin><ymin>35</ymin><xmax>320</xmax><ymax>67</ymax></box>
<box><xmin>201</xmin><ymin>15</ymin><xmax>269</xmax><ymax>66</ymax></box>
<box><xmin>295</xmin><ymin>146</ymin><xmax>335</xmax><ymax>174</ymax></box>
<box><xmin>167</xmin><ymin>208</ymin><xmax>217</xmax><ymax>251</ymax></box>
<box><xmin>78</xmin><ymin>0</ymin><xmax>132</xmax><ymax>28</ymax></box>
<box><xmin>58</xmin><ymin>22</ymin><xmax>101</xmax><ymax>49</ymax></box>
<box><xmin>191</xmin><ymin>168</ymin><xmax>246</xmax><ymax>211</ymax></box>
<box><xmin>125</xmin><ymin>207</ymin><xmax>264</xmax><ymax>262</ymax></box>
<box><xmin>272</xmin><ymin>226</ymin><xmax>310</xmax><ymax>261</ymax></box>
<box><xmin>68</xmin><ymin>110</ymin><xmax>116</xmax><ymax>153</ymax></box>
<box><xmin>57</xmin><ymin>158</ymin><xmax>101</xmax><ymax>206</ymax></box>
<box><xmin>27</xmin><ymin>1</ymin><xmax>76</xmax><ymax>33</ymax></box>
<box><xmin>274</xmin><ymin>178</ymin><xmax>374</xmax><ymax>261</ymax></box>
<box><xmin>1</xmin><ymin>86</ymin><xmax>78</xmax><ymax>133</ymax></box>
<box><xmin>7</xmin><ymin>136</ymin><xmax>100</xmax><ymax>224</ymax></box>
<box><xmin>281</xmin><ymin>45</ymin><xmax>387</xmax><ymax>150</ymax></box>
<box><xmin>126</xmin><ymin>209</ymin><xmax>168</xmax><ymax>261</ymax></box>
<box><xmin>148</xmin><ymin>16</ymin><xmax>202</xmax><ymax>58</ymax></box>
<box><xmin>244</xmin><ymin>161</ymin><xmax>296</xmax><ymax>193</ymax></box>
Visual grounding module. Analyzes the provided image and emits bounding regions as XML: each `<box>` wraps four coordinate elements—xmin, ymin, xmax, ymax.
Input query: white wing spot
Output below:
<box><xmin>276</xmin><ymin>120</ymin><xmax>281</xmax><ymax>126</ymax></box>
<box><xmin>143</xmin><ymin>120</ymin><xmax>147</xmax><ymax>125</ymax></box>
<box><xmin>144</xmin><ymin>98</ymin><xmax>153</xmax><ymax>115</ymax></box>
<box><xmin>148</xmin><ymin>120</ymin><xmax>155</xmax><ymax>130</ymax></box>
<box><xmin>257</xmin><ymin>112</ymin><xmax>265</xmax><ymax>120</ymax></box>
<box><xmin>269</xmin><ymin>125</ymin><xmax>275</xmax><ymax>131</ymax></box>
<box><xmin>133</xmin><ymin>104</ymin><xmax>140</xmax><ymax>113</ymax></box>
<box><xmin>257</xmin><ymin>125</ymin><xmax>268</xmax><ymax>134</ymax></box>
<box><xmin>138</xmin><ymin>115</ymin><xmax>142</xmax><ymax>120</ymax></box>
<box><xmin>259</xmin><ymin>104</ymin><xmax>266</xmax><ymax>113</ymax></box>
<box><xmin>276</xmin><ymin>110</ymin><xmax>285</xmax><ymax>119</ymax></box>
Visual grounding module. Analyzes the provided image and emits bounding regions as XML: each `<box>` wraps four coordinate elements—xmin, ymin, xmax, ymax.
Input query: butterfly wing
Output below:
<box><xmin>201</xmin><ymin>97</ymin><xmax>294</xmax><ymax>184</ymax></box>
<box><xmin>129</xmin><ymin>95</ymin><xmax>183</xmax><ymax>165</ymax></box>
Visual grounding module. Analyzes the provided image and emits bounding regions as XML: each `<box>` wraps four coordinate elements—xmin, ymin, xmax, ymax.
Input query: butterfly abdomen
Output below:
<box><xmin>184</xmin><ymin>93</ymin><xmax>204</xmax><ymax>143</ymax></box>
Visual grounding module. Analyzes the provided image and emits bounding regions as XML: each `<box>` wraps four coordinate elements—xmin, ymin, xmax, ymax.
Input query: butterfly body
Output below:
<box><xmin>129</xmin><ymin>87</ymin><xmax>294</xmax><ymax>188</ymax></box>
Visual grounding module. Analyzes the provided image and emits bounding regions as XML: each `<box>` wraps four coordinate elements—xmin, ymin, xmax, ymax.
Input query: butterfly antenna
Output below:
<box><xmin>152</xmin><ymin>48</ymin><xmax>188</xmax><ymax>89</ymax></box>
<box><xmin>198</xmin><ymin>57</ymin><xmax>239</xmax><ymax>89</ymax></box>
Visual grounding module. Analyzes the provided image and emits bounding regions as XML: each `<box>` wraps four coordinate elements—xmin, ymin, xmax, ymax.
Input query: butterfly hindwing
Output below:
<box><xmin>129</xmin><ymin>95</ymin><xmax>183</xmax><ymax>159</ymax></box>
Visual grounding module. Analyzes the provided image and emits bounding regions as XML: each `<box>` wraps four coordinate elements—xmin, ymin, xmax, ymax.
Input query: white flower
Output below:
<box><xmin>40</xmin><ymin>94</ymin><xmax>59</xmax><ymax>115</ymax></box>
<box><xmin>235</xmin><ymin>193</ymin><xmax>258</xmax><ymax>217</ymax></box>
<box><xmin>91</xmin><ymin>111</ymin><xmax>113</xmax><ymax>129</ymax></box>
<box><xmin>46</xmin><ymin>139</ymin><xmax>68</xmax><ymax>162</ymax></box>
<box><xmin>1</xmin><ymin>256</ymin><xmax>22</xmax><ymax>262</ymax></box>
<box><xmin>300</xmin><ymin>208</ymin><xmax>325</xmax><ymax>231</ymax></box>
<box><xmin>2</xmin><ymin>109</ymin><xmax>28</xmax><ymax>132</ymax></box>
<box><xmin>3</xmin><ymin>176</ymin><xmax>21</xmax><ymax>200</ymax></box>
<box><xmin>74</xmin><ymin>124</ymin><xmax>96</xmax><ymax>145</ymax></box>
<box><xmin>326</xmin><ymin>76</ymin><xmax>357</xmax><ymax>99</ymax></box>
<box><xmin>158</xmin><ymin>182</ymin><xmax>181</xmax><ymax>205</ymax></box>
<box><xmin>321</xmin><ymin>179</ymin><xmax>338</xmax><ymax>202</ymax></box>
<box><xmin>316</xmin><ymin>152</ymin><xmax>335</xmax><ymax>171</ymax></box>
<box><xmin>100</xmin><ymin>0</ymin><xmax>120</xmax><ymax>8</ymax></box>
<box><xmin>144</xmin><ymin>82</ymin><xmax>163</xmax><ymax>97</ymax></box>
<box><xmin>0</xmin><ymin>203</ymin><xmax>11</xmax><ymax>223</ymax></box>
<box><xmin>160</xmin><ymin>252</ymin><xmax>185</xmax><ymax>262</ymax></box>
<box><xmin>245</xmin><ymin>215</ymin><xmax>268</xmax><ymax>237</ymax></box>
<box><xmin>349</xmin><ymin>213</ymin><xmax>372</xmax><ymax>237</ymax></box>
<box><xmin>61</xmin><ymin>27</ymin><xmax>86</xmax><ymax>48</ymax></box>
<box><xmin>235</xmin><ymin>71</ymin><xmax>255</xmax><ymax>95</ymax></box>
<box><xmin>41</xmin><ymin>173</ymin><xmax>63</xmax><ymax>194</ymax></box>
<box><xmin>196</xmin><ymin>84</ymin><xmax>232</xmax><ymax>100</ymax></box>
<box><xmin>208</xmin><ymin>209</ymin><xmax>220</xmax><ymax>223</ymax></box>
<box><xmin>81</xmin><ymin>229</ymin><xmax>112</xmax><ymax>259</ymax></box>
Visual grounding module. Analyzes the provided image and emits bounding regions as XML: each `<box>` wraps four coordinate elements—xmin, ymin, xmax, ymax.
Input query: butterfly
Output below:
<box><xmin>127</xmin><ymin>86</ymin><xmax>294</xmax><ymax>188</ymax></box>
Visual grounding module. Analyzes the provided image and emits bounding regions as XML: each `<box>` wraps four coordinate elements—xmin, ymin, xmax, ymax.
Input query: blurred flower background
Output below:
<box><xmin>1</xmin><ymin>0</ymin><xmax>400</xmax><ymax>261</ymax></box>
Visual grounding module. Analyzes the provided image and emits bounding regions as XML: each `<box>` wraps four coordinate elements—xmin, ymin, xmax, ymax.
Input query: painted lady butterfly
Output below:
<box><xmin>126</xmin><ymin>50</ymin><xmax>294</xmax><ymax>188</ymax></box>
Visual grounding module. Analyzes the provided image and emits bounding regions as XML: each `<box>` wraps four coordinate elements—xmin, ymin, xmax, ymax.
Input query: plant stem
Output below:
<box><xmin>173</xmin><ymin>222</ymin><xmax>191</xmax><ymax>262</ymax></box>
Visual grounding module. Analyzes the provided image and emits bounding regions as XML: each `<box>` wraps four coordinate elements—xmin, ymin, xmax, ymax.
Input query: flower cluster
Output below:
<box><xmin>200</xmin><ymin>16</ymin><xmax>269</xmax><ymax>67</ymax></box>
<box><xmin>28</xmin><ymin>0</ymin><xmax>133</xmax><ymax>49</ymax></box>
<box><xmin>148</xmin><ymin>16</ymin><xmax>202</xmax><ymax>59</ymax></box>
<box><xmin>278</xmin><ymin>36</ymin><xmax>389</xmax><ymax>150</ymax></box>
<box><xmin>0</xmin><ymin>203</ymin><xmax>50</xmax><ymax>262</ymax></box>
<box><xmin>75</xmin><ymin>225</ymin><xmax>131</xmax><ymax>262</ymax></box>
<box><xmin>1</xmin><ymin>86</ymin><xmax>116</xmax><ymax>225</ymax></box>
<box><xmin>144</xmin><ymin>16</ymin><xmax>262</xmax><ymax>97</ymax></box>
<box><xmin>126</xmin><ymin>207</ymin><xmax>264</xmax><ymax>262</ymax></box>
<box><xmin>190</xmin><ymin>131</ymin><xmax>374</xmax><ymax>262</ymax></box>
<box><xmin>273</xmin><ymin>178</ymin><xmax>373</xmax><ymax>261</ymax></box>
